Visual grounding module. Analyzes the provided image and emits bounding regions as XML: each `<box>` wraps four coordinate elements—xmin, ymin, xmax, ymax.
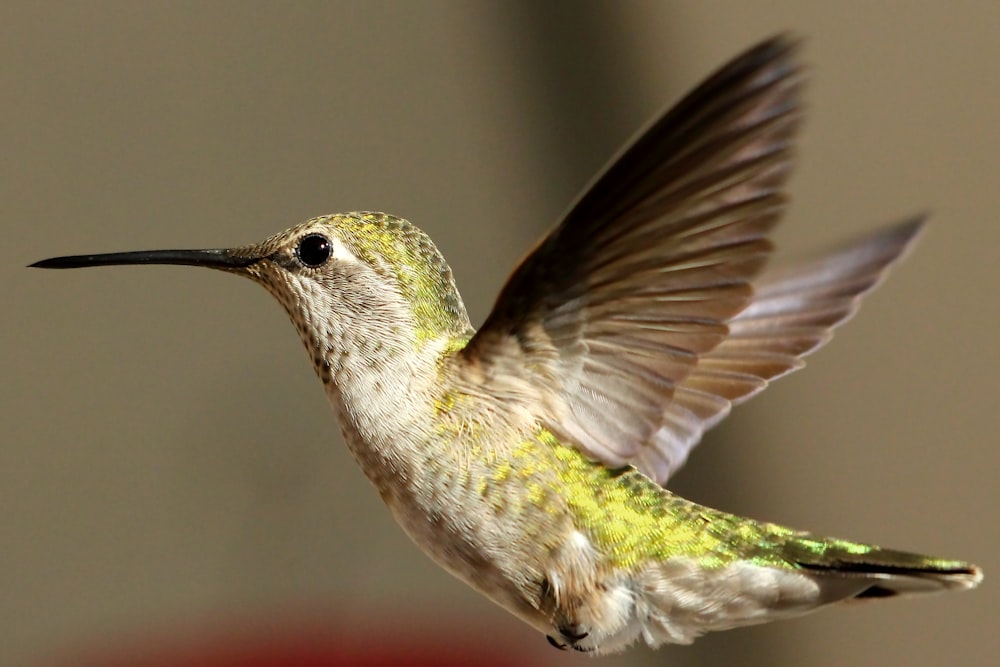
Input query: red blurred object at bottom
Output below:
<box><xmin>59</xmin><ymin>613</ymin><xmax>543</xmax><ymax>667</ymax></box>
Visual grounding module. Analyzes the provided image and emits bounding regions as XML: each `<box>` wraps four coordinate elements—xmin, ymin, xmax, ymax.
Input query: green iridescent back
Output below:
<box><xmin>501</xmin><ymin>431</ymin><xmax>971</xmax><ymax>579</ymax></box>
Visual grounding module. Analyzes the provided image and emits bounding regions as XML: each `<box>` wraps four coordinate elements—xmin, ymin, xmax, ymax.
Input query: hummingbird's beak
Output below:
<box><xmin>29</xmin><ymin>248</ymin><xmax>264</xmax><ymax>271</ymax></box>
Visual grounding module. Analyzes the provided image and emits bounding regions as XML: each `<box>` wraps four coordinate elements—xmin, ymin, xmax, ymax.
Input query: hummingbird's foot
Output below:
<box><xmin>545</xmin><ymin>635</ymin><xmax>595</xmax><ymax>653</ymax></box>
<box><xmin>546</xmin><ymin>625</ymin><xmax>592</xmax><ymax>652</ymax></box>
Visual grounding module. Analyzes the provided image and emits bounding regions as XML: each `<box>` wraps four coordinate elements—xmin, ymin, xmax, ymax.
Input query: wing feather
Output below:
<box><xmin>644</xmin><ymin>217</ymin><xmax>926</xmax><ymax>482</ymax></box>
<box><xmin>456</xmin><ymin>35</ymin><xmax>924</xmax><ymax>485</ymax></box>
<box><xmin>460</xmin><ymin>35</ymin><xmax>804</xmax><ymax>468</ymax></box>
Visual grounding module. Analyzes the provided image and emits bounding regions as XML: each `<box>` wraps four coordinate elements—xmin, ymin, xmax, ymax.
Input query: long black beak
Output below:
<box><xmin>29</xmin><ymin>248</ymin><xmax>262</xmax><ymax>270</ymax></box>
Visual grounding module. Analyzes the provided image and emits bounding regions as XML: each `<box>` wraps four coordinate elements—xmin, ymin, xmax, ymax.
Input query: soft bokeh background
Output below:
<box><xmin>3</xmin><ymin>2</ymin><xmax>997</xmax><ymax>666</ymax></box>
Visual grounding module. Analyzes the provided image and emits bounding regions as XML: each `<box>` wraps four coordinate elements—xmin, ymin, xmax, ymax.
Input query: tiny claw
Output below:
<box><xmin>546</xmin><ymin>635</ymin><xmax>568</xmax><ymax>650</ymax></box>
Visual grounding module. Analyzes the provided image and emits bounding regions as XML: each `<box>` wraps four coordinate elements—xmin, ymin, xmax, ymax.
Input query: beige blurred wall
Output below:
<box><xmin>2</xmin><ymin>2</ymin><xmax>997</xmax><ymax>666</ymax></box>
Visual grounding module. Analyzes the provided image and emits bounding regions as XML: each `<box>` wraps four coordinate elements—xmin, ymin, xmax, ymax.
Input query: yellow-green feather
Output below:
<box><xmin>334</xmin><ymin>212</ymin><xmax>472</xmax><ymax>344</ymax></box>
<box><xmin>482</xmin><ymin>429</ymin><xmax>972</xmax><ymax>579</ymax></box>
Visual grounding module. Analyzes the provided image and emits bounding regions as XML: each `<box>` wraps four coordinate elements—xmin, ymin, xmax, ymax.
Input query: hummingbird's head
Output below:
<box><xmin>31</xmin><ymin>212</ymin><xmax>473</xmax><ymax>366</ymax></box>
<box><xmin>237</xmin><ymin>212</ymin><xmax>473</xmax><ymax>352</ymax></box>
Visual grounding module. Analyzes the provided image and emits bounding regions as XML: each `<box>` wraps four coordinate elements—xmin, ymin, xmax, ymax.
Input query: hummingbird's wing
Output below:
<box><xmin>461</xmin><ymin>37</ymin><xmax>803</xmax><ymax>472</ymax></box>
<box><xmin>634</xmin><ymin>218</ymin><xmax>925</xmax><ymax>482</ymax></box>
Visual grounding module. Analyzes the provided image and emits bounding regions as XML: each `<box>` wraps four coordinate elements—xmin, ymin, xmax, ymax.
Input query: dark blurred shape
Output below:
<box><xmin>501</xmin><ymin>1</ymin><xmax>661</xmax><ymax>199</ymax></box>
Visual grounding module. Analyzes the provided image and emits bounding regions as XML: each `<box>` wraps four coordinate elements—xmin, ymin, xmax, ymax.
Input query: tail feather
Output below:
<box><xmin>790</xmin><ymin>542</ymin><xmax>983</xmax><ymax>603</ymax></box>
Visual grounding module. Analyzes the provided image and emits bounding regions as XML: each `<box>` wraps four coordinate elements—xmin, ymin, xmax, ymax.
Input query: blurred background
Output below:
<box><xmin>2</xmin><ymin>2</ymin><xmax>997</xmax><ymax>666</ymax></box>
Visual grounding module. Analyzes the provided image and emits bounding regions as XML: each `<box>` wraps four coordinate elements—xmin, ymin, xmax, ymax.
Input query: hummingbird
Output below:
<box><xmin>32</xmin><ymin>35</ymin><xmax>981</xmax><ymax>654</ymax></box>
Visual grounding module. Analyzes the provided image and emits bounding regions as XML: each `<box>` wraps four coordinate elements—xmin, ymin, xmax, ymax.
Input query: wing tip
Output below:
<box><xmin>877</xmin><ymin>212</ymin><xmax>929</xmax><ymax>262</ymax></box>
<box><xmin>712</xmin><ymin>32</ymin><xmax>807</xmax><ymax>98</ymax></box>
<box><xmin>742</xmin><ymin>32</ymin><xmax>804</xmax><ymax>64</ymax></box>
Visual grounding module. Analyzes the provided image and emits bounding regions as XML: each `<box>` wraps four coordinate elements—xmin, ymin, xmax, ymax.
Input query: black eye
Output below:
<box><xmin>296</xmin><ymin>234</ymin><xmax>331</xmax><ymax>268</ymax></box>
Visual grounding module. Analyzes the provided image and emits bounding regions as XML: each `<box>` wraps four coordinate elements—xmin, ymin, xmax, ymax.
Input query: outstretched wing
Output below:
<box><xmin>634</xmin><ymin>217</ymin><xmax>925</xmax><ymax>482</ymax></box>
<box><xmin>461</xmin><ymin>36</ymin><xmax>804</xmax><ymax>468</ymax></box>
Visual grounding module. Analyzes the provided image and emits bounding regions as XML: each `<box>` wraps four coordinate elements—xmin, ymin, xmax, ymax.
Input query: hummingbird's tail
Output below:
<box><xmin>787</xmin><ymin>539</ymin><xmax>983</xmax><ymax>602</ymax></box>
<box><xmin>630</xmin><ymin>528</ymin><xmax>981</xmax><ymax>650</ymax></box>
